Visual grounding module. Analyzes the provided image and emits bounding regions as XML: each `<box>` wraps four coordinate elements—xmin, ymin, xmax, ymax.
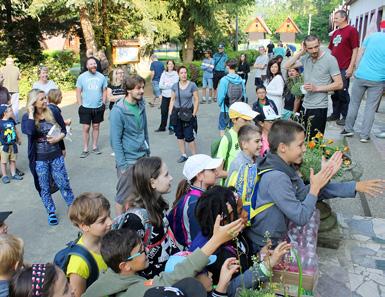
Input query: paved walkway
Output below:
<box><xmin>1</xmin><ymin>71</ymin><xmax>385</xmax><ymax>296</ymax></box>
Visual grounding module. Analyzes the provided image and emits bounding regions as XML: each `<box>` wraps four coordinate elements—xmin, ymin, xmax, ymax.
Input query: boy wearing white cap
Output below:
<box><xmin>216</xmin><ymin>102</ymin><xmax>258</xmax><ymax>175</ymax></box>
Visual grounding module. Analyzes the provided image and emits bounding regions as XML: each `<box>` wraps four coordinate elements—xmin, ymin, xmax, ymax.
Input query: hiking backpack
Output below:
<box><xmin>224</xmin><ymin>80</ymin><xmax>244</xmax><ymax>107</ymax></box>
<box><xmin>54</xmin><ymin>237</ymin><xmax>99</xmax><ymax>288</ymax></box>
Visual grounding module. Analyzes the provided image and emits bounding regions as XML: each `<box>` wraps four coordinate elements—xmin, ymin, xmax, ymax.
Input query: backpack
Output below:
<box><xmin>224</xmin><ymin>80</ymin><xmax>244</xmax><ymax>107</ymax></box>
<box><xmin>210</xmin><ymin>130</ymin><xmax>232</xmax><ymax>170</ymax></box>
<box><xmin>226</xmin><ymin>164</ymin><xmax>274</xmax><ymax>224</ymax></box>
<box><xmin>54</xmin><ymin>237</ymin><xmax>99</xmax><ymax>288</ymax></box>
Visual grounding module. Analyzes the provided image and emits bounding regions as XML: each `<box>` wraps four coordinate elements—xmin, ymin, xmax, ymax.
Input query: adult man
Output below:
<box><xmin>76</xmin><ymin>57</ymin><xmax>107</xmax><ymax>158</ymax></box>
<box><xmin>0</xmin><ymin>58</ymin><xmax>20</xmax><ymax>122</ymax></box>
<box><xmin>213</xmin><ymin>44</ymin><xmax>228</xmax><ymax>102</ymax></box>
<box><xmin>217</xmin><ymin>59</ymin><xmax>247</xmax><ymax>136</ymax></box>
<box><xmin>341</xmin><ymin>21</ymin><xmax>385</xmax><ymax>142</ymax></box>
<box><xmin>82</xmin><ymin>48</ymin><xmax>103</xmax><ymax>73</ymax></box>
<box><xmin>328</xmin><ymin>10</ymin><xmax>359</xmax><ymax>126</ymax></box>
<box><xmin>149</xmin><ymin>54</ymin><xmax>164</xmax><ymax>107</ymax></box>
<box><xmin>285</xmin><ymin>35</ymin><xmax>343</xmax><ymax>137</ymax></box>
<box><xmin>273</xmin><ymin>42</ymin><xmax>286</xmax><ymax>58</ymax></box>
<box><xmin>110</xmin><ymin>75</ymin><xmax>149</xmax><ymax>215</ymax></box>
<box><xmin>267</xmin><ymin>41</ymin><xmax>275</xmax><ymax>60</ymax></box>
<box><xmin>253</xmin><ymin>46</ymin><xmax>269</xmax><ymax>88</ymax></box>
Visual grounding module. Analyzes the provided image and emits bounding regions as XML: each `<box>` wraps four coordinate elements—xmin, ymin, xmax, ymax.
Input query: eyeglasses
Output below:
<box><xmin>126</xmin><ymin>247</ymin><xmax>146</xmax><ymax>261</ymax></box>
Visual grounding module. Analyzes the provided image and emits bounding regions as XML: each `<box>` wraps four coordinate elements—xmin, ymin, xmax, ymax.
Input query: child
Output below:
<box><xmin>47</xmin><ymin>89</ymin><xmax>71</xmax><ymax>157</ymax></box>
<box><xmin>165</xmin><ymin>252</ymin><xmax>240</xmax><ymax>297</ymax></box>
<box><xmin>0</xmin><ymin>104</ymin><xmax>22</xmax><ymax>184</ymax></box>
<box><xmin>201</xmin><ymin>49</ymin><xmax>214</xmax><ymax>104</ymax></box>
<box><xmin>282</xmin><ymin>66</ymin><xmax>303</xmax><ymax>119</ymax></box>
<box><xmin>216</xmin><ymin>102</ymin><xmax>259</xmax><ymax>175</ymax></box>
<box><xmin>10</xmin><ymin>263</ymin><xmax>74</xmax><ymax>297</ymax></box>
<box><xmin>227</xmin><ymin>124</ymin><xmax>262</xmax><ymax>180</ymax></box>
<box><xmin>252</xmin><ymin>85</ymin><xmax>278</xmax><ymax>121</ymax></box>
<box><xmin>67</xmin><ymin>192</ymin><xmax>113</xmax><ymax>297</ymax></box>
<box><xmin>0</xmin><ymin>234</ymin><xmax>24</xmax><ymax>297</ymax></box>
<box><xmin>168</xmin><ymin>154</ymin><xmax>223</xmax><ymax>249</ymax></box>
<box><xmin>0</xmin><ymin>211</ymin><xmax>11</xmax><ymax>235</ymax></box>
<box><xmin>247</xmin><ymin>120</ymin><xmax>385</xmax><ymax>253</ymax></box>
<box><xmin>258</xmin><ymin>113</ymin><xmax>280</xmax><ymax>157</ymax></box>
<box><xmin>83</xmin><ymin>216</ymin><xmax>245</xmax><ymax>297</ymax></box>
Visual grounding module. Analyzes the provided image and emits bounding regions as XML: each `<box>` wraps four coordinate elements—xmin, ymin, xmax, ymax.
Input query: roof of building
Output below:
<box><xmin>275</xmin><ymin>16</ymin><xmax>301</xmax><ymax>33</ymax></box>
<box><xmin>245</xmin><ymin>16</ymin><xmax>272</xmax><ymax>34</ymax></box>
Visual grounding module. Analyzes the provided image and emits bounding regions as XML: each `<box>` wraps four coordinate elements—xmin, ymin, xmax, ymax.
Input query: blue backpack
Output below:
<box><xmin>54</xmin><ymin>238</ymin><xmax>99</xmax><ymax>288</ymax></box>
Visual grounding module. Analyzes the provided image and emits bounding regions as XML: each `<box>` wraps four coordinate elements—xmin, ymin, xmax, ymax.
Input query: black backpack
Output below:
<box><xmin>224</xmin><ymin>79</ymin><xmax>244</xmax><ymax>107</ymax></box>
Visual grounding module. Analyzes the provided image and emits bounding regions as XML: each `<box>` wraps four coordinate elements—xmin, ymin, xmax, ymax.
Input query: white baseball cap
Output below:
<box><xmin>183</xmin><ymin>154</ymin><xmax>223</xmax><ymax>181</ymax></box>
<box><xmin>229</xmin><ymin>102</ymin><xmax>259</xmax><ymax>121</ymax></box>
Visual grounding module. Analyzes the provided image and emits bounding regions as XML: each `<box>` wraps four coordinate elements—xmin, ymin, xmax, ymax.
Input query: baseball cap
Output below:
<box><xmin>229</xmin><ymin>102</ymin><xmax>259</xmax><ymax>121</ymax></box>
<box><xmin>165</xmin><ymin>251</ymin><xmax>217</xmax><ymax>273</ymax></box>
<box><xmin>0</xmin><ymin>104</ymin><xmax>10</xmax><ymax>117</ymax></box>
<box><xmin>218</xmin><ymin>43</ymin><xmax>225</xmax><ymax>49</ymax></box>
<box><xmin>0</xmin><ymin>211</ymin><xmax>12</xmax><ymax>224</ymax></box>
<box><xmin>183</xmin><ymin>154</ymin><xmax>223</xmax><ymax>181</ymax></box>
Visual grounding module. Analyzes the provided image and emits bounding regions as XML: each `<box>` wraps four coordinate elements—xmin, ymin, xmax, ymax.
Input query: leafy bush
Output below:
<box><xmin>227</xmin><ymin>49</ymin><xmax>260</xmax><ymax>65</ymax></box>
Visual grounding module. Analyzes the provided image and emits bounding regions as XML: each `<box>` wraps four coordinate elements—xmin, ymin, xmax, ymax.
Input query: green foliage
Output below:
<box><xmin>227</xmin><ymin>49</ymin><xmax>260</xmax><ymax>65</ymax></box>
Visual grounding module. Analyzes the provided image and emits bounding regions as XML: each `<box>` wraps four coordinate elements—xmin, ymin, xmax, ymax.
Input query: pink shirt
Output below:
<box><xmin>260</xmin><ymin>133</ymin><xmax>269</xmax><ymax>157</ymax></box>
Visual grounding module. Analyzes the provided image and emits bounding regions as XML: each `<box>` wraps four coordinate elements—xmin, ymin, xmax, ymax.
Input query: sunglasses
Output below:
<box><xmin>126</xmin><ymin>246</ymin><xmax>146</xmax><ymax>261</ymax></box>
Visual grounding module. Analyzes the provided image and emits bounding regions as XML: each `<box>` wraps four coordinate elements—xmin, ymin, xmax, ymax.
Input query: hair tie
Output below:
<box><xmin>31</xmin><ymin>264</ymin><xmax>46</xmax><ymax>296</ymax></box>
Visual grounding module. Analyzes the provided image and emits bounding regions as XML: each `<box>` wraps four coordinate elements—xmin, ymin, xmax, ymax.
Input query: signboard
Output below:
<box><xmin>112</xmin><ymin>39</ymin><xmax>140</xmax><ymax>64</ymax></box>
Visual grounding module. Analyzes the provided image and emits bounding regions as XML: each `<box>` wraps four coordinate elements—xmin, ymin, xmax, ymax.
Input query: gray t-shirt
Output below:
<box><xmin>254</xmin><ymin>54</ymin><xmax>269</xmax><ymax>78</ymax></box>
<box><xmin>172</xmin><ymin>81</ymin><xmax>198</xmax><ymax>108</ymax></box>
<box><xmin>301</xmin><ymin>52</ymin><xmax>340</xmax><ymax>109</ymax></box>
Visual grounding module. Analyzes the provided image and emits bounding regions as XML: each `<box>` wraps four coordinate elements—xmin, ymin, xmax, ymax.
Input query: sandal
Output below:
<box><xmin>2</xmin><ymin>176</ymin><xmax>10</xmax><ymax>184</ymax></box>
<box><xmin>48</xmin><ymin>213</ymin><xmax>59</xmax><ymax>226</ymax></box>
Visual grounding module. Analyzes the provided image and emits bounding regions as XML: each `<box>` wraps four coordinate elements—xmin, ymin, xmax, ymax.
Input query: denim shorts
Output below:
<box><xmin>175</xmin><ymin>118</ymin><xmax>195</xmax><ymax>142</ymax></box>
<box><xmin>218</xmin><ymin>112</ymin><xmax>233</xmax><ymax>131</ymax></box>
<box><xmin>202</xmin><ymin>77</ymin><xmax>213</xmax><ymax>89</ymax></box>
<box><xmin>152</xmin><ymin>80</ymin><xmax>161</xmax><ymax>97</ymax></box>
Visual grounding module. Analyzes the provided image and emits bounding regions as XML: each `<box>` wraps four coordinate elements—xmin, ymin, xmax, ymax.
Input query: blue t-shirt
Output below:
<box><xmin>213</xmin><ymin>52</ymin><xmax>228</xmax><ymax>72</ymax></box>
<box><xmin>0</xmin><ymin>119</ymin><xmax>17</xmax><ymax>146</ymax></box>
<box><xmin>150</xmin><ymin>61</ymin><xmax>165</xmax><ymax>81</ymax></box>
<box><xmin>76</xmin><ymin>71</ymin><xmax>107</xmax><ymax>108</ymax></box>
<box><xmin>0</xmin><ymin>280</ymin><xmax>9</xmax><ymax>297</ymax></box>
<box><xmin>355</xmin><ymin>32</ymin><xmax>385</xmax><ymax>82</ymax></box>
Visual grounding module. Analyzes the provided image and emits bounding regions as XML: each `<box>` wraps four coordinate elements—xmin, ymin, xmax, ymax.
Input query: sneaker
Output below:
<box><xmin>336</xmin><ymin>118</ymin><xmax>346</xmax><ymax>126</ymax></box>
<box><xmin>200</xmin><ymin>98</ymin><xmax>206</xmax><ymax>104</ymax></box>
<box><xmin>375</xmin><ymin>132</ymin><xmax>385</xmax><ymax>139</ymax></box>
<box><xmin>360</xmin><ymin>137</ymin><xmax>370</xmax><ymax>143</ymax></box>
<box><xmin>340</xmin><ymin>130</ymin><xmax>354</xmax><ymax>137</ymax></box>
<box><xmin>1</xmin><ymin>176</ymin><xmax>10</xmax><ymax>184</ymax></box>
<box><xmin>110</xmin><ymin>152</ymin><xmax>115</xmax><ymax>156</ymax></box>
<box><xmin>80</xmin><ymin>151</ymin><xmax>89</xmax><ymax>158</ymax></box>
<box><xmin>16</xmin><ymin>168</ymin><xmax>24</xmax><ymax>176</ymax></box>
<box><xmin>327</xmin><ymin>115</ymin><xmax>339</xmax><ymax>122</ymax></box>
<box><xmin>154</xmin><ymin>128</ymin><xmax>166</xmax><ymax>132</ymax></box>
<box><xmin>177</xmin><ymin>155</ymin><xmax>188</xmax><ymax>163</ymax></box>
<box><xmin>92</xmin><ymin>148</ymin><xmax>102</xmax><ymax>155</ymax></box>
<box><xmin>11</xmin><ymin>174</ymin><xmax>23</xmax><ymax>181</ymax></box>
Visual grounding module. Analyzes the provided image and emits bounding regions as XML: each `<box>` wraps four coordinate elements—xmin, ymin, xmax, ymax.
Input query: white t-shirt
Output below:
<box><xmin>32</xmin><ymin>80</ymin><xmax>58</xmax><ymax>95</ymax></box>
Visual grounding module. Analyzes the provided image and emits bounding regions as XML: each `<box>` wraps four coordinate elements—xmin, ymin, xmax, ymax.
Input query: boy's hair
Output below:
<box><xmin>123</xmin><ymin>74</ymin><xmax>146</xmax><ymax>92</ymax></box>
<box><xmin>226</xmin><ymin>59</ymin><xmax>238</xmax><ymax>70</ymax></box>
<box><xmin>0</xmin><ymin>234</ymin><xmax>24</xmax><ymax>275</ymax></box>
<box><xmin>256</xmin><ymin>85</ymin><xmax>266</xmax><ymax>92</ymax></box>
<box><xmin>100</xmin><ymin>229</ymin><xmax>141</xmax><ymax>273</ymax></box>
<box><xmin>268</xmin><ymin>120</ymin><xmax>305</xmax><ymax>153</ymax></box>
<box><xmin>238</xmin><ymin>124</ymin><xmax>262</xmax><ymax>150</ymax></box>
<box><xmin>47</xmin><ymin>89</ymin><xmax>62</xmax><ymax>105</ymax></box>
<box><xmin>69</xmin><ymin>192</ymin><xmax>110</xmax><ymax>227</ymax></box>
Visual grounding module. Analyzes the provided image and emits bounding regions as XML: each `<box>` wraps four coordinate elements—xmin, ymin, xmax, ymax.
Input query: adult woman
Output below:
<box><xmin>168</xmin><ymin>66</ymin><xmax>199</xmax><ymax>163</ymax></box>
<box><xmin>156</xmin><ymin>60</ymin><xmax>179</xmax><ymax>133</ymax></box>
<box><xmin>107</xmin><ymin>68</ymin><xmax>125</xmax><ymax>110</ymax></box>
<box><xmin>32</xmin><ymin>66</ymin><xmax>58</xmax><ymax>95</ymax></box>
<box><xmin>21</xmin><ymin>89</ymin><xmax>74</xmax><ymax>225</ymax></box>
<box><xmin>265</xmin><ymin>60</ymin><xmax>285</xmax><ymax>115</ymax></box>
<box><xmin>10</xmin><ymin>263</ymin><xmax>74</xmax><ymax>297</ymax></box>
<box><xmin>237</xmin><ymin>54</ymin><xmax>250</xmax><ymax>84</ymax></box>
<box><xmin>114</xmin><ymin>156</ymin><xmax>179</xmax><ymax>279</ymax></box>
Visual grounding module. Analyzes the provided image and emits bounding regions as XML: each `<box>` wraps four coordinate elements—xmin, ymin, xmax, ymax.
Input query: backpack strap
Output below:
<box><xmin>66</xmin><ymin>243</ymin><xmax>99</xmax><ymax>288</ymax></box>
<box><xmin>223</xmin><ymin>130</ymin><xmax>232</xmax><ymax>170</ymax></box>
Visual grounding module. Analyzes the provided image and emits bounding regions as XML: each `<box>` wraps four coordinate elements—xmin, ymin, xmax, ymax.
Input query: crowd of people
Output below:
<box><xmin>0</xmin><ymin>10</ymin><xmax>385</xmax><ymax>297</ymax></box>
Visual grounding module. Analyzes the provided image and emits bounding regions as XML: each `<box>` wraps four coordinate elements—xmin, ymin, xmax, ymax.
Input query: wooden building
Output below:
<box><xmin>245</xmin><ymin>16</ymin><xmax>272</xmax><ymax>41</ymax></box>
<box><xmin>275</xmin><ymin>17</ymin><xmax>301</xmax><ymax>43</ymax></box>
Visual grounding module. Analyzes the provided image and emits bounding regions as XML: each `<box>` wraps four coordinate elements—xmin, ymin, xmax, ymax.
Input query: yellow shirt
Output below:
<box><xmin>66</xmin><ymin>236</ymin><xmax>107</xmax><ymax>280</ymax></box>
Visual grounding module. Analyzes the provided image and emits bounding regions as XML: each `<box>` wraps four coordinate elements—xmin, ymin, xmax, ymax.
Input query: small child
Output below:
<box><xmin>0</xmin><ymin>234</ymin><xmax>24</xmax><ymax>297</ymax></box>
<box><xmin>67</xmin><ymin>192</ymin><xmax>113</xmax><ymax>297</ymax></box>
<box><xmin>165</xmin><ymin>252</ymin><xmax>240</xmax><ymax>297</ymax></box>
<box><xmin>258</xmin><ymin>112</ymin><xmax>281</xmax><ymax>157</ymax></box>
<box><xmin>83</xmin><ymin>216</ymin><xmax>244</xmax><ymax>297</ymax></box>
<box><xmin>10</xmin><ymin>263</ymin><xmax>74</xmax><ymax>297</ymax></box>
<box><xmin>252</xmin><ymin>85</ymin><xmax>278</xmax><ymax>121</ymax></box>
<box><xmin>0</xmin><ymin>104</ymin><xmax>22</xmax><ymax>184</ymax></box>
<box><xmin>0</xmin><ymin>211</ymin><xmax>12</xmax><ymax>234</ymax></box>
<box><xmin>47</xmin><ymin>89</ymin><xmax>71</xmax><ymax>157</ymax></box>
<box><xmin>201</xmin><ymin>49</ymin><xmax>214</xmax><ymax>104</ymax></box>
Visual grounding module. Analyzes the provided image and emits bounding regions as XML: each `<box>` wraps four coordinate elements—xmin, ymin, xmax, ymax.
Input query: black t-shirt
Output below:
<box><xmin>267</xmin><ymin>43</ymin><xmax>275</xmax><ymax>53</ymax></box>
<box><xmin>35</xmin><ymin>120</ymin><xmax>62</xmax><ymax>161</ymax></box>
<box><xmin>108</xmin><ymin>84</ymin><xmax>125</xmax><ymax>110</ymax></box>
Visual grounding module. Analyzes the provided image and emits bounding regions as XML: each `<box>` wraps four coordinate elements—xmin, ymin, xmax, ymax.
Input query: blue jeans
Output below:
<box><xmin>35</xmin><ymin>156</ymin><xmax>74</xmax><ymax>213</ymax></box>
<box><xmin>152</xmin><ymin>80</ymin><xmax>161</xmax><ymax>97</ymax></box>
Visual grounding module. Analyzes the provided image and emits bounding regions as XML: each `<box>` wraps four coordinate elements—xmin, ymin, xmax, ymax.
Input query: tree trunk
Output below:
<box><xmin>101</xmin><ymin>0</ymin><xmax>112</xmax><ymax>67</ymax></box>
<box><xmin>79</xmin><ymin>5</ymin><xmax>97</xmax><ymax>51</ymax></box>
<box><xmin>182</xmin><ymin>23</ymin><xmax>195</xmax><ymax>62</ymax></box>
<box><xmin>4</xmin><ymin>0</ymin><xmax>12</xmax><ymax>26</ymax></box>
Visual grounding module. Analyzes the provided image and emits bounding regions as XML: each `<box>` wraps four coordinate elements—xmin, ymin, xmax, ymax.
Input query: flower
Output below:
<box><xmin>308</xmin><ymin>141</ymin><xmax>316</xmax><ymax>149</ymax></box>
<box><xmin>315</xmin><ymin>132</ymin><xmax>324</xmax><ymax>139</ymax></box>
<box><xmin>327</xmin><ymin>139</ymin><xmax>334</xmax><ymax>144</ymax></box>
<box><xmin>343</xmin><ymin>146</ymin><xmax>350</xmax><ymax>152</ymax></box>
<box><xmin>325</xmin><ymin>150</ymin><xmax>331</xmax><ymax>156</ymax></box>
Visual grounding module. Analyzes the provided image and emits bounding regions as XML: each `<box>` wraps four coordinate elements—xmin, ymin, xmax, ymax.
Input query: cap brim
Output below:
<box><xmin>0</xmin><ymin>211</ymin><xmax>12</xmax><ymax>223</ymax></box>
<box><xmin>204</xmin><ymin>158</ymin><xmax>223</xmax><ymax>171</ymax></box>
<box><xmin>208</xmin><ymin>255</ymin><xmax>217</xmax><ymax>266</ymax></box>
<box><xmin>230</xmin><ymin>110</ymin><xmax>259</xmax><ymax>121</ymax></box>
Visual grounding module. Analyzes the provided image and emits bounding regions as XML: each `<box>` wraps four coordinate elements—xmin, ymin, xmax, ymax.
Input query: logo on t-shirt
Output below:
<box><xmin>332</xmin><ymin>34</ymin><xmax>342</xmax><ymax>47</ymax></box>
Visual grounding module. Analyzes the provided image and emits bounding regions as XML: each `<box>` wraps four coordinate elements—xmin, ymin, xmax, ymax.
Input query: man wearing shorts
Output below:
<box><xmin>110</xmin><ymin>75</ymin><xmax>149</xmax><ymax>215</ymax></box>
<box><xmin>213</xmin><ymin>44</ymin><xmax>228</xmax><ymax>101</ymax></box>
<box><xmin>76</xmin><ymin>57</ymin><xmax>107</xmax><ymax>158</ymax></box>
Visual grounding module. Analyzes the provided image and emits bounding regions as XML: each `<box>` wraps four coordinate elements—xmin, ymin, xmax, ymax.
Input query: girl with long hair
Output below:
<box><xmin>114</xmin><ymin>156</ymin><xmax>178</xmax><ymax>279</ymax></box>
<box><xmin>107</xmin><ymin>68</ymin><xmax>125</xmax><ymax>110</ymax></box>
<box><xmin>236</xmin><ymin>54</ymin><xmax>250</xmax><ymax>84</ymax></box>
<box><xmin>21</xmin><ymin>89</ymin><xmax>74</xmax><ymax>226</ymax></box>
<box><xmin>32</xmin><ymin>66</ymin><xmax>58</xmax><ymax>95</ymax></box>
<box><xmin>265</xmin><ymin>59</ymin><xmax>285</xmax><ymax>115</ymax></box>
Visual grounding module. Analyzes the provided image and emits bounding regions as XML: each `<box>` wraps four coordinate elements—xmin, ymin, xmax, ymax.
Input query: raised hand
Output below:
<box><xmin>212</xmin><ymin>215</ymin><xmax>244</xmax><ymax>245</ymax></box>
<box><xmin>216</xmin><ymin>257</ymin><xmax>240</xmax><ymax>293</ymax></box>
<box><xmin>356</xmin><ymin>179</ymin><xmax>385</xmax><ymax>197</ymax></box>
<box><xmin>265</xmin><ymin>241</ymin><xmax>291</xmax><ymax>269</ymax></box>
<box><xmin>309</xmin><ymin>166</ymin><xmax>334</xmax><ymax>197</ymax></box>
<box><xmin>321</xmin><ymin>151</ymin><xmax>343</xmax><ymax>177</ymax></box>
